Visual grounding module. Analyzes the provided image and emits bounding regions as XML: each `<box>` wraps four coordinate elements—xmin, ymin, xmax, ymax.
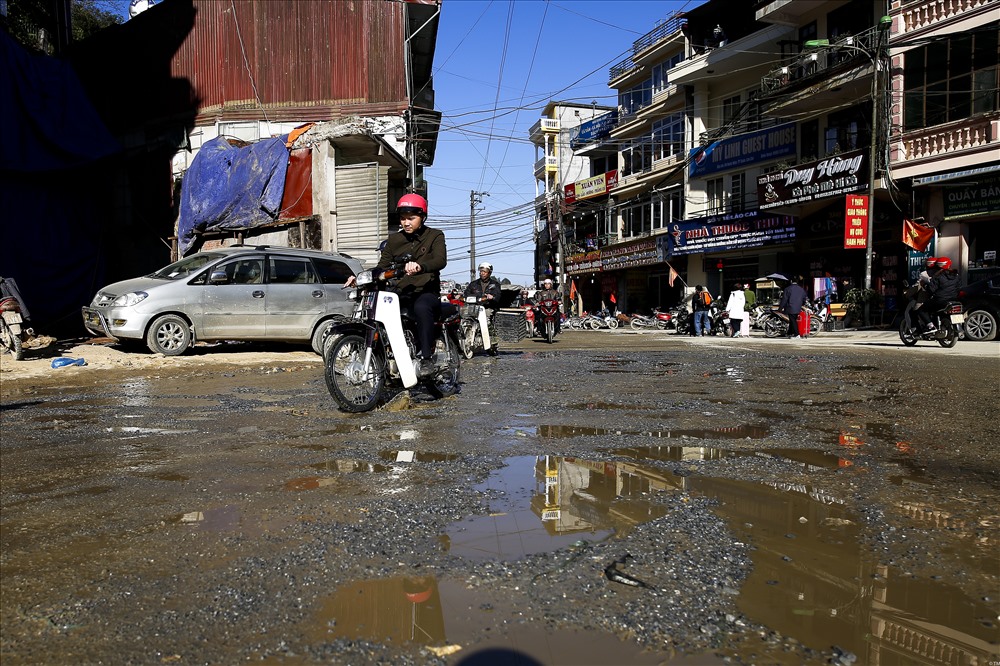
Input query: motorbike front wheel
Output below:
<box><xmin>898</xmin><ymin>320</ymin><xmax>918</xmax><ymax>346</ymax></box>
<box><xmin>325</xmin><ymin>333</ymin><xmax>386</xmax><ymax>413</ymax></box>
<box><xmin>424</xmin><ymin>331</ymin><xmax>461</xmax><ymax>398</ymax></box>
<box><xmin>0</xmin><ymin>318</ymin><xmax>24</xmax><ymax>360</ymax></box>
<box><xmin>461</xmin><ymin>322</ymin><xmax>477</xmax><ymax>359</ymax></box>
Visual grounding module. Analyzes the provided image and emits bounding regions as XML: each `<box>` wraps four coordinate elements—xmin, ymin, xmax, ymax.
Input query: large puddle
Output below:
<box><xmin>307</xmin><ymin>451</ymin><xmax>997</xmax><ymax>664</ymax></box>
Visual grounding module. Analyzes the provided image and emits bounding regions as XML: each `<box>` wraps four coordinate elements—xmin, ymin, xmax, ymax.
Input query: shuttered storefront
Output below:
<box><xmin>334</xmin><ymin>163</ymin><xmax>390</xmax><ymax>268</ymax></box>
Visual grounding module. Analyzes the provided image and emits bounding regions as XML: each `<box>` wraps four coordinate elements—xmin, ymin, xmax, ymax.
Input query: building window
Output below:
<box><xmin>729</xmin><ymin>173</ymin><xmax>745</xmax><ymax>212</ymax></box>
<box><xmin>903</xmin><ymin>23</ymin><xmax>999</xmax><ymax>131</ymax></box>
<box><xmin>651</xmin><ymin>113</ymin><xmax>685</xmax><ymax>162</ymax></box>
<box><xmin>707</xmin><ymin>178</ymin><xmax>724</xmax><ymax>214</ymax></box>
<box><xmin>722</xmin><ymin>94</ymin><xmax>742</xmax><ymax>131</ymax></box>
<box><xmin>619</xmin><ymin>78</ymin><xmax>653</xmax><ymax>117</ymax></box>
<box><xmin>801</xmin><ymin>119</ymin><xmax>819</xmax><ymax>161</ymax></box>
<box><xmin>825</xmin><ymin>105</ymin><xmax>864</xmax><ymax>154</ymax></box>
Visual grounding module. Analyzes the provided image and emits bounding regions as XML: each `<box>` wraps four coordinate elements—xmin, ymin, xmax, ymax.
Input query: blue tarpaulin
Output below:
<box><xmin>176</xmin><ymin>135</ymin><xmax>291</xmax><ymax>256</ymax></box>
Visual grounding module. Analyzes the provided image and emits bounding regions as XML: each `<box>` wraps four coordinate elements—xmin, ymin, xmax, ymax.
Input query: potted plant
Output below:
<box><xmin>843</xmin><ymin>288</ymin><xmax>882</xmax><ymax>326</ymax></box>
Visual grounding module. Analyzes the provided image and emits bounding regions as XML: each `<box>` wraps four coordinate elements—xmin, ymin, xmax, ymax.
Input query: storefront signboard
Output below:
<box><xmin>688</xmin><ymin>123</ymin><xmax>796</xmax><ymax>178</ymax></box>
<box><xmin>844</xmin><ymin>194</ymin><xmax>869</xmax><ymax>249</ymax></box>
<box><xmin>942</xmin><ymin>175</ymin><xmax>1000</xmax><ymax>220</ymax></box>
<box><xmin>566</xmin><ymin>250</ymin><xmax>601</xmax><ymax>276</ymax></box>
<box><xmin>665</xmin><ymin>211</ymin><xmax>795</xmax><ymax>256</ymax></box>
<box><xmin>600</xmin><ymin>237</ymin><xmax>659</xmax><ymax>270</ymax></box>
<box><xmin>570</xmin><ymin>110</ymin><xmax>618</xmax><ymax>149</ymax></box>
<box><xmin>757</xmin><ymin>149</ymin><xmax>869</xmax><ymax>210</ymax></box>
<box><xmin>564</xmin><ymin>170</ymin><xmax>619</xmax><ymax>204</ymax></box>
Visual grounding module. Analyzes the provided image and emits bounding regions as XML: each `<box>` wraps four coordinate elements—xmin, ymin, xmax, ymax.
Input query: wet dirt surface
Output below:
<box><xmin>1</xmin><ymin>331</ymin><xmax>998</xmax><ymax>665</ymax></box>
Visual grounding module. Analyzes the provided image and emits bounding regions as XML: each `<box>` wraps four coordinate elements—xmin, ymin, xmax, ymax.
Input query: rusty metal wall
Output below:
<box><xmin>173</xmin><ymin>0</ymin><xmax>409</xmax><ymax>123</ymax></box>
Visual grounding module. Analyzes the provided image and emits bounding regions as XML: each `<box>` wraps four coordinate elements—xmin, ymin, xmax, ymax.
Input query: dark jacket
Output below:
<box><xmin>927</xmin><ymin>270</ymin><xmax>959</xmax><ymax>301</ymax></box>
<box><xmin>464</xmin><ymin>276</ymin><xmax>502</xmax><ymax>307</ymax></box>
<box><xmin>377</xmin><ymin>225</ymin><xmax>447</xmax><ymax>297</ymax></box>
<box><xmin>778</xmin><ymin>283</ymin><xmax>808</xmax><ymax>315</ymax></box>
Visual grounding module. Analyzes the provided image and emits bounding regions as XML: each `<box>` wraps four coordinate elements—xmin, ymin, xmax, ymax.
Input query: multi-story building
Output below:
<box><xmin>540</xmin><ymin>0</ymin><xmax>998</xmax><ymax>322</ymax></box>
<box><xmin>530</xmin><ymin>101</ymin><xmax>614</xmax><ymax>294</ymax></box>
<box><xmin>886</xmin><ymin>0</ymin><xmax>999</xmax><ymax>286</ymax></box>
<box><xmin>168</xmin><ymin>0</ymin><xmax>441</xmax><ymax>264</ymax></box>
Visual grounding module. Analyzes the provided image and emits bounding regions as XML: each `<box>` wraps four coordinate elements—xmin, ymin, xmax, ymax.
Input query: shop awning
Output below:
<box><xmin>912</xmin><ymin>164</ymin><xmax>1000</xmax><ymax>187</ymax></box>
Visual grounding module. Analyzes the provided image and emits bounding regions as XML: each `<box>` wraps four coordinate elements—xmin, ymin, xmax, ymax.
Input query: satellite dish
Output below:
<box><xmin>129</xmin><ymin>0</ymin><xmax>157</xmax><ymax>19</ymax></box>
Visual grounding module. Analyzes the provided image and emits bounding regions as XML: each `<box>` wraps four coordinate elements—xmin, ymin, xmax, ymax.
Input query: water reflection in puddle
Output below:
<box><xmin>540</xmin><ymin>423</ymin><xmax>770</xmax><ymax>440</ymax></box>
<box><xmin>441</xmin><ymin>454</ymin><xmax>997</xmax><ymax>664</ymax></box>
<box><xmin>308</xmin><ymin>576</ymin><xmax>669</xmax><ymax>664</ymax></box>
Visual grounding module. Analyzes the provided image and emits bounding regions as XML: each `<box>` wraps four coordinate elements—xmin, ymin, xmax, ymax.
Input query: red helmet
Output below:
<box><xmin>396</xmin><ymin>193</ymin><xmax>427</xmax><ymax>216</ymax></box>
<box><xmin>934</xmin><ymin>257</ymin><xmax>952</xmax><ymax>270</ymax></box>
<box><xmin>924</xmin><ymin>256</ymin><xmax>937</xmax><ymax>267</ymax></box>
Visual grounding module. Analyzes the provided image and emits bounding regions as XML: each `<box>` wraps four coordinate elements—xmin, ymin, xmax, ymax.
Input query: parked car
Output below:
<box><xmin>83</xmin><ymin>245</ymin><xmax>362</xmax><ymax>355</ymax></box>
<box><xmin>958</xmin><ymin>277</ymin><xmax>1000</xmax><ymax>342</ymax></box>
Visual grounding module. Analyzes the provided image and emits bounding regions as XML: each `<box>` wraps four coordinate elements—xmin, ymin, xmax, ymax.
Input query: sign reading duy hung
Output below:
<box><xmin>943</xmin><ymin>175</ymin><xmax>1000</xmax><ymax>220</ymax></box>
<box><xmin>757</xmin><ymin>149</ymin><xmax>869</xmax><ymax>210</ymax></box>
<box><xmin>689</xmin><ymin>123</ymin><xmax>797</xmax><ymax>178</ymax></box>
<box><xmin>665</xmin><ymin>211</ymin><xmax>796</xmax><ymax>256</ymax></box>
<box><xmin>564</xmin><ymin>170</ymin><xmax>619</xmax><ymax>205</ymax></box>
<box><xmin>844</xmin><ymin>194</ymin><xmax>869</xmax><ymax>249</ymax></box>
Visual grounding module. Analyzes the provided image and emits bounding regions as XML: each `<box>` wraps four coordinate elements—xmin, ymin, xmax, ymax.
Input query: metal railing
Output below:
<box><xmin>609</xmin><ymin>13</ymin><xmax>686</xmax><ymax>81</ymax></box>
<box><xmin>760</xmin><ymin>25</ymin><xmax>881</xmax><ymax>97</ymax></box>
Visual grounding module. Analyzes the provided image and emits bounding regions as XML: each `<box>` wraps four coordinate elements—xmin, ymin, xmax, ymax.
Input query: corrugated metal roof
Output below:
<box><xmin>173</xmin><ymin>0</ymin><xmax>413</xmax><ymax>124</ymax></box>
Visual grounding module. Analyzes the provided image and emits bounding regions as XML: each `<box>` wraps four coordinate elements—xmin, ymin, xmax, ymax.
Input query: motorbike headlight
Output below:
<box><xmin>355</xmin><ymin>270</ymin><xmax>374</xmax><ymax>288</ymax></box>
<box><xmin>112</xmin><ymin>291</ymin><xmax>148</xmax><ymax>307</ymax></box>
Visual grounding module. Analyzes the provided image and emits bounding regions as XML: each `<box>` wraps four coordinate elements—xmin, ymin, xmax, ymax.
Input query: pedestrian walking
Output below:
<box><xmin>693</xmin><ymin>285</ymin><xmax>713</xmax><ymax>336</ymax></box>
<box><xmin>725</xmin><ymin>283</ymin><xmax>745</xmax><ymax>337</ymax></box>
<box><xmin>741</xmin><ymin>283</ymin><xmax>755</xmax><ymax>337</ymax></box>
<box><xmin>778</xmin><ymin>275</ymin><xmax>808</xmax><ymax>339</ymax></box>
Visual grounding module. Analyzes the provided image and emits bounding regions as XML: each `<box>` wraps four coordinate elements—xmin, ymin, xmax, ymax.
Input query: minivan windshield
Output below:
<box><xmin>150</xmin><ymin>253</ymin><xmax>223</xmax><ymax>280</ymax></box>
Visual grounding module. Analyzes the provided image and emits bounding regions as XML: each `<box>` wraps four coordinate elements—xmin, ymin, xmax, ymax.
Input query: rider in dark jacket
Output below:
<box><xmin>464</xmin><ymin>262</ymin><xmax>502</xmax><ymax>309</ymax></box>
<box><xmin>918</xmin><ymin>257</ymin><xmax>959</xmax><ymax>331</ymax></box>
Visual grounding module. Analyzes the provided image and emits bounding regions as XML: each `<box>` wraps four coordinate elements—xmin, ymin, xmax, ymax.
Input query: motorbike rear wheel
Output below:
<box><xmin>325</xmin><ymin>333</ymin><xmax>386</xmax><ymax>413</ymax></box>
<box><xmin>763</xmin><ymin>315</ymin><xmax>785</xmax><ymax>338</ymax></box>
<box><xmin>898</xmin><ymin>321</ymin><xmax>918</xmax><ymax>346</ymax></box>
<box><xmin>938</xmin><ymin>326</ymin><xmax>958</xmax><ymax>348</ymax></box>
<box><xmin>630</xmin><ymin>318</ymin><xmax>645</xmax><ymax>330</ymax></box>
<box><xmin>809</xmin><ymin>315</ymin><xmax>823</xmax><ymax>336</ymax></box>
<box><xmin>0</xmin><ymin>318</ymin><xmax>24</xmax><ymax>360</ymax></box>
<box><xmin>424</xmin><ymin>331</ymin><xmax>461</xmax><ymax>398</ymax></box>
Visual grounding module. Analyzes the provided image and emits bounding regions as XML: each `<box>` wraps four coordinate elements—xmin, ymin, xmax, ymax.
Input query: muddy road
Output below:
<box><xmin>2</xmin><ymin>331</ymin><xmax>998</xmax><ymax>665</ymax></box>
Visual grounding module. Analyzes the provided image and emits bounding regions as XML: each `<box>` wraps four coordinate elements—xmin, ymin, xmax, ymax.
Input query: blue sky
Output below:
<box><xmin>428</xmin><ymin>0</ymin><xmax>702</xmax><ymax>286</ymax></box>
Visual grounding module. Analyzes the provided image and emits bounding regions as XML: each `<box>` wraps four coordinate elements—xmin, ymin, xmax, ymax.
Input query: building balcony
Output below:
<box><xmin>891</xmin><ymin>113</ymin><xmax>1000</xmax><ymax>179</ymax></box>
<box><xmin>897</xmin><ymin>0</ymin><xmax>995</xmax><ymax>34</ymax></box>
<box><xmin>754</xmin><ymin>0</ymin><xmax>826</xmax><ymax>26</ymax></box>
<box><xmin>760</xmin><ymin>25</ymin><xmax>881</xmax><ymax>99</ymax></box>
<box><xmin>670</xmin><ymin>23</ymin><xmax>791</xmax><ymax>86</ymax></box>
<box><xmin>529</xmin><ymin>118</ymin><xmax>560</xmax><ymax>143</ymax></box>
<box><xmin>608</xmin><ymin>13</ymin><xmax>687</xmax><ymax>86</ymax></box>
<box><xmin>533</xmin><ymin>154</ymin><xmax>559</xmax><ymax>179</ymax></box>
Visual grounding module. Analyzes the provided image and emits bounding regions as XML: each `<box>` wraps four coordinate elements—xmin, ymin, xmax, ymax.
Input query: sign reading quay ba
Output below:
<box><xmin>843</xmin><ymin>194</ymin><xmax>869</xmax><ymax>249</ymax></box>
<box><xmin>665</xmin><ymin>211</ymin><xmax>795</xmax><ymax>256</ymax></box>
<box><xmin>757</xmin><ymin>149</ymin><xmax>869</xmax><ymax>210</ymax></box>
<box><xmin>564</xmin><ymin>170</ymin><xmax>619</xmax><ymax>205</ymax></box>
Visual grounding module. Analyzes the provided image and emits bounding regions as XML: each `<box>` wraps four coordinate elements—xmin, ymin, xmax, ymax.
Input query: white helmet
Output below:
<box><xmin>478</xmin><ymin>262</ymin><xmax>493</xmax><ymax>273</ymax></box>
<box><xmin>543</xmin><ymin>278</ymin><xmax>553</xmax><ymax>286</ymax></box>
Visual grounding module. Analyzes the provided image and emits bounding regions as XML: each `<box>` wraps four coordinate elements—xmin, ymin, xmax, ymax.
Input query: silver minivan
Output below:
<box><xmin>82</xmin><ymin>246</ymin><xmax>362</xmax><ymax>355</ymax></box>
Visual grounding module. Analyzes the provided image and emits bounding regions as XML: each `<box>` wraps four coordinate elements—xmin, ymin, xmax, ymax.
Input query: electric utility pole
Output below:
<box><xmin>470</xmin><ymin>191</ymin><xmax>489</xmax><ymax>281</ymax></box>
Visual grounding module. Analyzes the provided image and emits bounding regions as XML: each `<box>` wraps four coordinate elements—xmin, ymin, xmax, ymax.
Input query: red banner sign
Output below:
<box><xmin>844</xmin><ymin>194</ymin><xmax>869</xmax><ymax>249</ymax></box>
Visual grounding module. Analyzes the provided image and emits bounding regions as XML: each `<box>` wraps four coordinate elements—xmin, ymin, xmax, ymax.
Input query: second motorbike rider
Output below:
<box><xmin>536</xmin><ymin>278</ymin><xmax>561</xmax><ymax>335</ymax></box>
<box><xmin>379</xmin><ymin>194</ymin><xmax>447</xmax><ymax>377</ymax></box>
<box><xmin>464</xmin><ymin>262</ymin><xmax>502</xmax><ymax>331</ymax></box>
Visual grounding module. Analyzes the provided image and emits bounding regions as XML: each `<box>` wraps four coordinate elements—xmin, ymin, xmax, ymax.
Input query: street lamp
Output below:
<box><xmin>805</xmin><ymin>15</ymin><xmax>890</xmax><ymax>325</ymax></box>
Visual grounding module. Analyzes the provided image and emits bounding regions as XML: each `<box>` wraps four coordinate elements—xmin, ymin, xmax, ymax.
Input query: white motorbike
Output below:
<box><xmin>0</xmin><ymin>277</ymin><xmax>33</xmax><ymax>361</ymax></box>
<box><xmin>323</xmin><ymin>257</ymin><xmax>462</xmax><ymax>412</ymax></box>
<box><xmin>458</xmin><ymin>296</ymin><xmax>498</xmax><ymax>359</ymax></box>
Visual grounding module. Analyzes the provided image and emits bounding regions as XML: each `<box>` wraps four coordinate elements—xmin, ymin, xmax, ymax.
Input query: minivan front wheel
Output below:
<box><xmin>147</xmin><ymin>314</ymin><xmax>191</xmax><ymax>355</ymax></box>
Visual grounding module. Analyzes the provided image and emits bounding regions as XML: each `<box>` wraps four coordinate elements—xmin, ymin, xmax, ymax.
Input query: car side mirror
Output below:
<box><xmin>209</xmin><ymin>270</ymin><xmax>229</xmax><ymax>284</ymax></box>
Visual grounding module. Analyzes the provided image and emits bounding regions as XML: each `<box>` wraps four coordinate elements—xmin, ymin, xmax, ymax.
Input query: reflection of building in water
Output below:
<box><xmin>311</xmin><ymin>576</ymin><xmax>445</xmax><ymax>645</ymax></box>
<box><xmin>530</xmin><ymin>454</ymin><xmax>996</xmax><ymax>664</ymax></box>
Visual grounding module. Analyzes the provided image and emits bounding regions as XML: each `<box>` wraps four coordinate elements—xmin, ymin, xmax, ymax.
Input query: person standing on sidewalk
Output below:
<box><xmin>741</xmin><ymin>283</ymin><xmax>755</xmax><ymax>337</ymax></box>
<box><xmin>778</xmin><ymin>276</ymin><xmax>808</xmax><ymax>339</ymax></box>
<box><xmin>693</xmin><ymin>285</ymin><xmax>713</xmax><ymax>336</ymax></box>
<box><xmin>725</xmin><ymin>283</ymin><xmax>746</xmax><ymax>337</ymax></box>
